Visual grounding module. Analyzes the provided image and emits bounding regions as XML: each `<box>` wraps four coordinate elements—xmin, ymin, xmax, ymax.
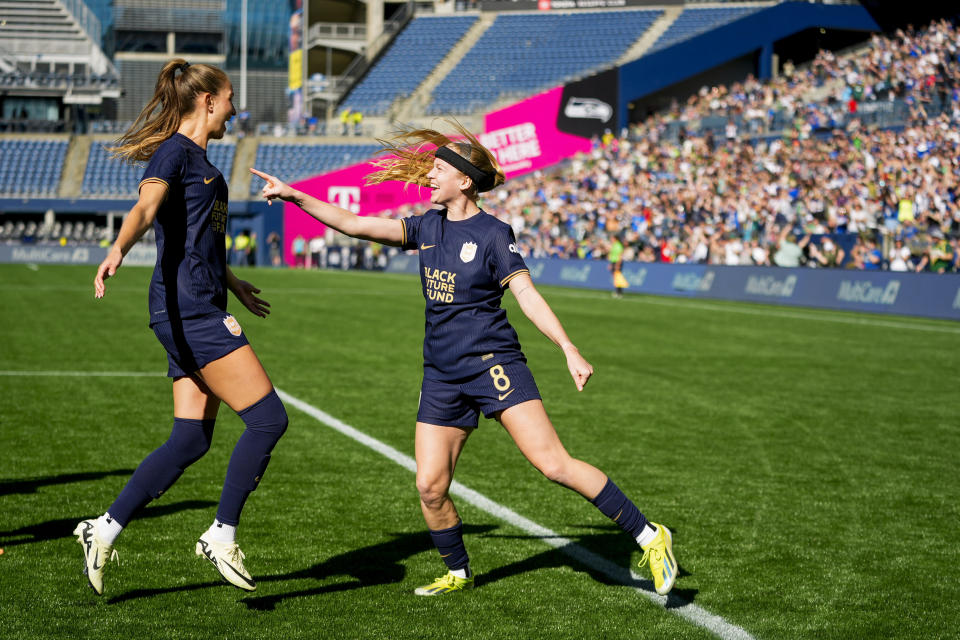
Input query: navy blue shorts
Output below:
<box><xmin>151</xmin><ymin>312</ymin><xmax>249</xmax><ymax>378</ymax></box>
<box><xmin>417</xmin><ymin>360</ymin><xmax>541</xmax><ymax>428</ymax></box>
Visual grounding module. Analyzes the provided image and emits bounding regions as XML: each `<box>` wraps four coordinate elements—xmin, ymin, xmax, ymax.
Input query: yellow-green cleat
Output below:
<box><xmin>639</xmin><ymin>523</ymin><xmax>678</xmax><ymax>595</ymax></box>
<box><xmin>414</xmin><ymin>571</ymin><xmax>474</xmax><ymax>596</ymax></box>
<box><xmin>195</xmin><ymin>534</ymin><xmax>257</xmax><ymax>591</ymax></box>
<box><xmin>73</xmin><ymin>519</ymin><xmax>119</xmax><ymax>595</ymax></box>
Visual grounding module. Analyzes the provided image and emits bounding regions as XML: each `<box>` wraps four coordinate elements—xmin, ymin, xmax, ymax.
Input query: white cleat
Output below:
<box><xmin>73</xmin><ymin>519</ymin><xmax>118</xmax><ymax>595</ymax></box>
<box><xmin>195</xmin><ymin>534</ymin><xmax>256</xmax><ymax>591</ymax></box>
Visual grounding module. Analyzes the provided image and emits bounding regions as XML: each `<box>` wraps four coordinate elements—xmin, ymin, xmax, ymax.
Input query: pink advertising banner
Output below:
<box><xmin>282</xmin><ymin>85</ymin><xmax>591</xmax><ymax>264</ymax></box>
<box><xmin>481</xmin><ymin>86</ymin><xmax>592</xmax><ymax>178</ymax></box>
<box><xmin>282</xmin><ymin>162</ymin><xmax>430</xmax><ymax>265</ymax></box>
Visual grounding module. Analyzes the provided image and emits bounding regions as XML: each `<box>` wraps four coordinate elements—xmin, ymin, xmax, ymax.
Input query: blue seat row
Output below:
<box><xmin>341</xmin><ymin>16</ymin><xmax>478</xmax><ymax>117</ymax></box>
<box><xmin>0</xmin><ymin>139</ymin><xmax>69</xmax><ymax>196</ymax></box>
<box><xmin>81</xmin><ymin>142</ymin><xmax>235</xmax><ymax>196</ymax></box>
<box><xmin>648</xmin><ymin>6</ymin><xmax>762</xmax><ymax>53</ymax></box>
<box><xmin>249</xmin><ymin>143</ymin><xmax>381</xmax><ymax>194</ymax></box>
<box><xmin>427</xmin><ymin>10</ymin><xmax>661</xmax><ymax>115</ymax></box>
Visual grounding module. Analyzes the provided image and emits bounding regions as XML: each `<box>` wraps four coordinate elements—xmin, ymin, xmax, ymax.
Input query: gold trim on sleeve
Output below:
<box><xmin>138</xmin><ymin>177</ymin><xmax>169</xmax><ymax>192</ymax></box>
<box><xmin>500</xmin><ymin>269</ymin><xmax>530</xmax><ymax>287</ymax></box>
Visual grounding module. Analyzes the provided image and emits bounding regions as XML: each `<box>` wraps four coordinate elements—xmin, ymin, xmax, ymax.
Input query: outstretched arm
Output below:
<box><xmin>250</xmin><ymin>167</ymin><xmax>404</xmax><ymax>246</ymax></box>
<box><xmin>94</xmin><ymin>181</ymin><xmax>167</xmax><ymax>298</ymax></box>
<box><xmin>508</xmin><ymin>273</ymin><xmax>593</xmax><ymax>391</ymax></box>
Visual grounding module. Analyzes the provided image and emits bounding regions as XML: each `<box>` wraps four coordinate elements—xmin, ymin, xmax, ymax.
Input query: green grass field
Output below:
<box><xmin>1</xmin><ymin>263</ymin><xmax>958</xmax><ymax>639</ymax></box>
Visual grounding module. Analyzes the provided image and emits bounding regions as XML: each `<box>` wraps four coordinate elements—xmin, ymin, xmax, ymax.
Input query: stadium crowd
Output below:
<box><xmin>387</xmin><ymin>18</ymin><xmax>960</xmax><ymax>273</ymax></box>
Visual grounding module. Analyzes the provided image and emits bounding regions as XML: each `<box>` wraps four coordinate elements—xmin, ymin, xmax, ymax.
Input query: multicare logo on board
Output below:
<box><xmin>836</xmin><ymin>280</ymin><xmax>900</xmax><ymax>305</ymax></box>
<box><xmin>622</xmin><ymin>266</ymin><xmax>647</xmax><ymax>288</ymax></box>
<box><xmin>11</xmin><ymin>246</ymin><xmax>90</xmax><ymax>263</ymax></box>
<box><xmin>527</xmin><ymin>261</ymin><xmax>547</xmax><ymax>280</ymax></box>
<box><xmin>745</xmin><ymin>274</ymin><xmax>797</xmax><ymax>298</ymax></box>
<box><xmin>672</xmin><ymin>270</ymin><xmax>714</xmax><ymax>292</ymax></box>
<box><xmin>559</xmin><ymin>264</ymin><xmax>592</xmax><ymax>283</ymax></box>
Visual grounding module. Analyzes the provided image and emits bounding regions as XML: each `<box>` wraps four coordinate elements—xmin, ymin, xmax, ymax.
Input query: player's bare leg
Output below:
<box><xmin>497</xmin><ymin>399</ymin><xmax>607</xmax><ymax>498</ymax></box>
<box><xmin>414</xmin><ymin>422</ymin><xmax>475</xmax><ymax>595</ymax></box>
<box><xmin>499</xmin><ymin>399</ymin><xmax>677</xmax><ymax>594</ymax></box>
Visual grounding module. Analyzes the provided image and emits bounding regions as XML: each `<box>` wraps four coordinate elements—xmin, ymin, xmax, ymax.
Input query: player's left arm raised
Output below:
<box><xmin>227</xmin><ymin>267</ymin><xmax>270</xmax><ymax>318</ymax></box>
<box><xmin>508</xmin><ymin>273</ymin><xmax>593</xmax><ymax>391</ymax></box>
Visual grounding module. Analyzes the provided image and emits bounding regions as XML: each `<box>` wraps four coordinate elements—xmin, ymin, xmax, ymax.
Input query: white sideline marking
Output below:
<box><xmin>3</xmin><ymin>369</ymin><xmax>754</xmax><ymax>638</ymax></box>
<box><xmin>276</xmin><ymin>388</ymin><xmax>756</xmax><ymax>640</ymax></box>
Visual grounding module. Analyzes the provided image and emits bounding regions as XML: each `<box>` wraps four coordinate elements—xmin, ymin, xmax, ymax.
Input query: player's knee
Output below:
<box><xmin>416</xmin><ymin>474</ymin><xmax>450</xmax><ymax>509</ymax></box>
<box><xmin>166</xmin><ymin>417</ymin><xmax>215</xmax><ymax>467</ymax></box>
<box><xmin>534</xmin><ymin>457</ymin><xmax>570</xmax><ymax>486</ymax></box>
<box><xmin>238</xmin><ymin>389</ymin><xmax>288</xmax><ymax>444</ymax></box>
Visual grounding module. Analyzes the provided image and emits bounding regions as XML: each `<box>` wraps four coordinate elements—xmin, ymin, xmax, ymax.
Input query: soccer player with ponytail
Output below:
<box><xmin>74</xmin><ymin>59</ymin><xmax>288</xmax><ymax>595</ymax></box>
<box><xmin>250</xmin><ymin>121</ymin><xmax>677</xmax><ymax>597</ymax></box>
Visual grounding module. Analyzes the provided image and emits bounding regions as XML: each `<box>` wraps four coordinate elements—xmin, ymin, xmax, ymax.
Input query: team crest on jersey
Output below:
<box><xmin>460</xmin><ymin>241</ymin><xmax>478</xmax><ymax>263</ymax></box>
<box><xmin>223</xmin><ymin>315</ymin><xmax>242</xmax><ymax>336</ymax></box>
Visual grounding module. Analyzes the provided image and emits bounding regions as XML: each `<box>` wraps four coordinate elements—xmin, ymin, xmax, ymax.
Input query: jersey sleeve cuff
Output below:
<box><xmin>138</xmin><ymin>177</ymin><xmax>169</xmax><ymax>192</ymax></box>
<box><xmin>499</xmin><ymin>269</ymin><xmax>529</xmax><ymax>288</ymax></box>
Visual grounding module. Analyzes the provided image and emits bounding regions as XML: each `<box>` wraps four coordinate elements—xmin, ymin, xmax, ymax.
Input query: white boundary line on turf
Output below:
<box><xmin>4</xmin><ymin>369</ymin><xmax>754</xmax><ymax>639</ymax></box>
<box><xmin>275</xmin><ymin>388</ymin><xmax>757</xmax><ymax>640</ymax></box>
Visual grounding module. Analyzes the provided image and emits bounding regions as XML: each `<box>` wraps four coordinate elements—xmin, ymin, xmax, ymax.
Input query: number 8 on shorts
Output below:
<box><xmin>489</xmin><ymin>365</ymin><xmax>511</xmax><ymax>391</ymax></box>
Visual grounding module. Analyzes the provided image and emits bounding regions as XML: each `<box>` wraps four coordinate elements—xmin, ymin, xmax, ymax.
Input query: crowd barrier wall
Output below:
<box><xmin>386</xmin><ymin>255</ymin><xmax>960</xmax><ymax>321</ymax></box>
<box><xmin>0</xmin><ymin>243</ymin><xmax>157</xmax><ymax>266</ymax></box>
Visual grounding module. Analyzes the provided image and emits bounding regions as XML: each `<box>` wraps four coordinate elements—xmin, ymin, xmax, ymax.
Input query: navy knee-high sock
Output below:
<box><xmin>216</xmin><ymin>389</ymin><xmax>288</xmax><ymax>526</ymax></box>
<box><xmin>590</xmin><ymin>478</ymin><xmax>650</xmax><ymax>539</ymax></box>
<box><xmin>108</xmin><ymin>418</ymin><xmax>215</xmax><ymax>526</ymax></box>
<box><xmin>429</xmin><ymin>521</ymin><xmax>470</xmax><ymax>571</ymax></box>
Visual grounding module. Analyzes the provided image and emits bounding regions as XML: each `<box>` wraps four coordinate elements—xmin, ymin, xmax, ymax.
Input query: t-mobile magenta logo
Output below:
<box><xmin>328</xmin><ymin>186</ymin><xmax>361</xmax><ymax>213</ymax></box>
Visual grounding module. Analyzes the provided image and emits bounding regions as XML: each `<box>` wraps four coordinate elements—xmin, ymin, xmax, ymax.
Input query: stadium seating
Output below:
<box><xmin>0</xmin><ymin>215</ymin><xmax>109</xmax><ymax>243</ymax></box>
<box><xmin>249</xmin><ymin>143</ymin><xmax>380</xmax><ymax>194</ymax></box>
<box><xmin>427</xmin><ymin>10</ymin><xmax>661</xmax><ymax>115</ymax></box>
<box><xmin>81</xmin><ymin>141</ymin><xmax>236</xmax><ymax>196</ymax></box>
<box><xmin>646</xmin><ymin>6</ymin><xmax>763</xmax><ymax>54</ymax></box>
<box><xmin>0</xmin><ymin>139</ymin><xmax>69</xmax><ymax>196</ymax></box>
<box><xmin>340</xmin><ymin>16</ymin><xmax>478</xmax><ymax>117</ymax></box>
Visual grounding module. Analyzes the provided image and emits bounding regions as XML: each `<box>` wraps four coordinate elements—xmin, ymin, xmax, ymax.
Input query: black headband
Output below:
<box><xmin>176</xmin><ymin>62</ymin><xmax>190</xmax><ymax>73</ymax></box>
<box><xmin>435</xmin><ymin>145</ymin><xmax>497</xmax><ymax>192</ymax></box>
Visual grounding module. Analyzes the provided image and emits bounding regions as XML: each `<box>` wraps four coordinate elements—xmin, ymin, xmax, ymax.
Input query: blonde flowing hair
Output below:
<box><xmin>366</xmin><ymin>119</ymin><xmax>505</xmax><ymax>195</ymax></box>
<box><xmin>108</xmin><ymin>58</ymin><xmax>229</xmax><ymax>163</ymax></box>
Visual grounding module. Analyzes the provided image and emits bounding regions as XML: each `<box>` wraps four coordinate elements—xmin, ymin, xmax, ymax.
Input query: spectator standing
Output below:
<box><xmin>267</xmin><ymin>231</ymin><xmax>282</xmax><ymax>267</ymax></box>
<box><xmin>292</xmin><ymin>233</ymin><xmax>306</xmax><ymax>268</ymax></box>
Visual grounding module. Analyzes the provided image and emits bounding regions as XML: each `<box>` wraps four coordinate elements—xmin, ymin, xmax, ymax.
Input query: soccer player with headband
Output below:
<box><xmin>250</xmin><ymin>121</ymin><xmax>678</xmax><ymax>597</ymax></box>
<box><xmin>75</xmin><ymin>58</ymin><xmax>288</xmax><ymax>595</ymax></box>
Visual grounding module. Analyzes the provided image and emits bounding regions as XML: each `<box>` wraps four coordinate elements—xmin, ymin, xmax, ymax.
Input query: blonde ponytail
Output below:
<box><xmin>366</xmin><ymin>119</ymin><xmax>505</xmax><ymax>196</ymax></box>
<box><xmin>108</xmin><ymin>58</ymin><xmax>229</xmax><ymax>163</ymax></box>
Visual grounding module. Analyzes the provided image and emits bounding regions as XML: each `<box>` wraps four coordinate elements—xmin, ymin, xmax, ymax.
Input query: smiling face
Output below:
<box><xmin>426</xmin><ymin>151</ymin><xmax>471</xmax><ymax>206</ymax></box>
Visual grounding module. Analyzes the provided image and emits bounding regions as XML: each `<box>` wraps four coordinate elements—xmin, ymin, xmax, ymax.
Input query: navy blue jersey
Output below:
<box><xmin>401</xmin><ymin>209</ymin><xmax>529</xmax><ymax>380</ymax></box>
<box><xmin>141</xmin><ymin>133</ymin><xmax>229</xmax><ymax>323</ymax></box>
